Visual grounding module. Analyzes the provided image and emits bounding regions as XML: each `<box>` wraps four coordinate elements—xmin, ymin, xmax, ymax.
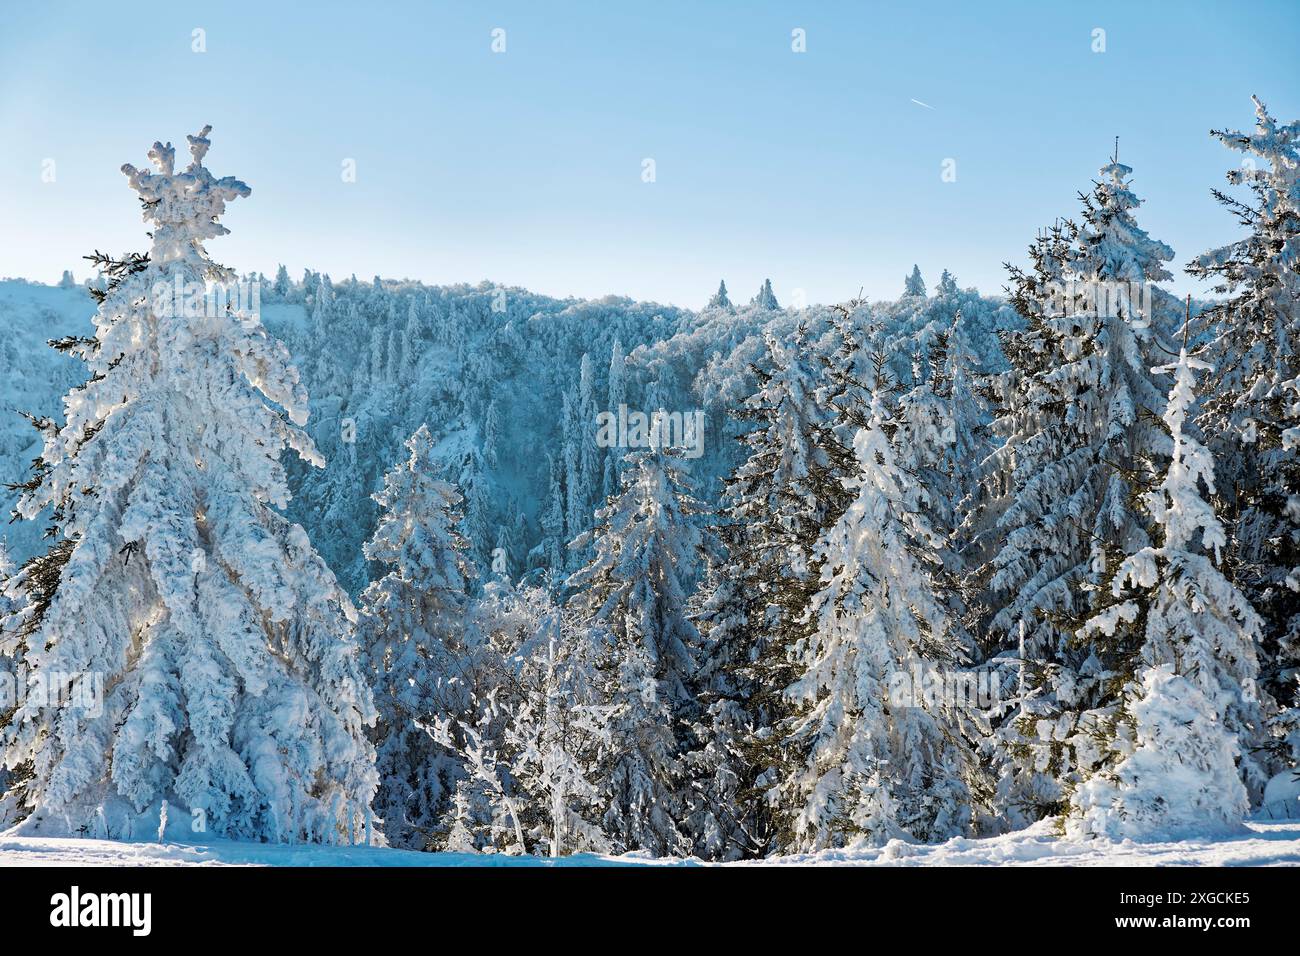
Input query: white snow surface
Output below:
<box><xmin>2</xmin><ymin>817</ymin><xmax>1297</xmax><ymax>866</ymax></box>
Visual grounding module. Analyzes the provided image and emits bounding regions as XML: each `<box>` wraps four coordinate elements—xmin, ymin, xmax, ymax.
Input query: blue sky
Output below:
<box><xmin>1</xmin><ymin>0</ymin><xmax>1296</xmax><ymax>307</ymax></box>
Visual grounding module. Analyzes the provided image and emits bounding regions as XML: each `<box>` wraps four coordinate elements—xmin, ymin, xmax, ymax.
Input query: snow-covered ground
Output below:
<box><xmin>3</xmin><ymin>818</ymin><xmax>1298</xmax><ymax>867</ymax></box>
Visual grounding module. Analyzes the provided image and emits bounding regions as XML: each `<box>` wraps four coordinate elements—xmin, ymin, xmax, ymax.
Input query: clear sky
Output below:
<box><xmin>1</xmin><ymin>0</ymin><xmax>1296</xmax><ymax>308</ymax></box>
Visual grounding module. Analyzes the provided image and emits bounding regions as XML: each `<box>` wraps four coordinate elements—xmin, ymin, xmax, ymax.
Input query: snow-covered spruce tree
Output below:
<box><xmin>358</xmin><ymin>425</ymin><xmax>476</xmax><ymax>849</ymax></box>
<box><xmin>1068</xmin><ymin>347</ymin><xmax>1262</xmax><ymax>838</ymax></box>
<box><xmin>896</xmin><ymin>324</ymin><xmax>965</xmax><ymax>554</ymax></box>
<box><xmin>566</xmin><ymin>446</ymin><xmax>704</xmax><ymax>856</ymax></box>
<box><xmin>707</xmin><ymin>280</ymin><xmax>733</xmax><ymax>311</ymax></box>
<box><xmin>935</xmin><ymin>310</ymin><xmax>996</xmax><ymax>547</ymax></box>
<box><xmin>1187</xmin><ymin>97</ymin><xmax>1300</xmax><ymax>755</ymax></box>
<box><xmin>271</xmin><ymin>264</ymin><xmax>291</xmax><ymax>299</ymax></box>
<box><xmin>983</xmin><ymin>158</ymin><xmax>1176</xmax><ymax>823</ymax></box>
<box><xmin>935</xmin><ymin>268</ymin><xmax>960</xmax><ymax>298</ymax></box>
<box><xmin>904</xmin><ymin>264</ymin><xmax>926</xmax><ymax>297</ymax></box>
<box><xmin>892</xmin><ymin>318</ymin><xmax>999</xmax><ymax>823</ymax></box>
<box><xmin>688</xmin><ymin>325</ymin><xmax>855</xmax><ymax>858</ymax></box>
<box><xmin>750</xmin><ymin>278</ymin><xmax>779</xmax><ymax>311</ymax></box>
<box><xmin>776</xmin><ymin>395</ymin><xmax>974</xmax><ymax>851</ymax></box>
<box><xmin>0</xmin><ymin>128</ymin><xmax>377</xmax><ymax>842</ymax></box>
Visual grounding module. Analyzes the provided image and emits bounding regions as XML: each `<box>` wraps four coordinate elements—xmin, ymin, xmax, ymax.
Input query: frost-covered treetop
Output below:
<box><xmin>707</xmin><ymin>280</ymin><xmax>732</xmax><ymax>310</ymax></box>
<box><xmin>364</xmin><ymin>423</ymin><xmax>471</xmax><ymax>595</ymax></box>
<box><xmin>1079</xmin><ymin>157</ymin><xmax>1174</xmax><ymax>284</ymax></box>
<box><xmin>3</xmin><ymin>126</ymin><xmax>375</xmax><ymax>843</ymax></box>
<box><xmin>1218</xmin><ymin>95</ymin><xmax>1300</xmax><ymax>219</ymax></box>
<box><xmin>121</xmin><ymin>124</ymin><xmax>251</xmax><ymax>280</ymax></box>
<box><xmin>751</xmin><ymin>278</ymin><xmax>779</xmax><ymax>310</ymax></box>
<box><xmin>20</xmin><ymin>125</ymin><xmax>318</xmax><ymax>530</ymax></box>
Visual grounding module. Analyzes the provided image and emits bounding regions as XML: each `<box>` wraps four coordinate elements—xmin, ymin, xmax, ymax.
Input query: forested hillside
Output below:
<box><xmin>2</xmin><ymin>99</ymin><xmax>1296</xmax><ymax>860</ymax></box>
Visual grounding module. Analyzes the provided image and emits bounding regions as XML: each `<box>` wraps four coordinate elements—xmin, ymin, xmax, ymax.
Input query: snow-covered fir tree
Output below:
<box><xmin>539</xmin><ymin>457</ymin><xmax>567</xmax><ymax>577</ymax></box>
<box><xmin>358</xmin><ymin>425</ymin><xmax>477</xmax><ymax>848</ymax></box>
<box><xmin>983</xmin><ymin>156</ymin><xmax>1177</xmax><ymax>822</ymax></box>
<box><xmin>1068</xmin><ymin>346</ymin><xmax>1262</xmax><ymax>838</ymax></box>
<box><xmin>689</xmin><ymin>325</ymin><xmax>855</xmax><ymax>858</ymax></box>
<box><xmin>566</xmin><ymin>446</ymin><xmax>705</xmax><ymax>856</ymax></box>
<box><xmin>1187</xmin><ymin>97</ymin><xmax>1300</xmax><ymax>763</ymax></box>
<box><xmin>777</xmin><ymin>395</ymin><xmax>974</xmax><ymax>850</ymax></box>
<box><xmin>271</xmin><ymin>264</ymin><xmax>291</xmax><ymax>299</ymax></box>
<box><xmin>935</xmin><ymin>268</ymin><xmax>960</xmax><ymax>298</ymax></box>
<box><xmin>750</xmin><ymin>278</ymin><xmax>779</xmax><ymax>311</ymax></box>
<box><xmin>0</xmin><ymin>127</ymin><xmax>377</xmax><ymax>843</ymax></box>
<box><xmin>904</xmin><ymin>264</ymin><xmax>926</xmax><ymax>297</ymax></box>
<box><xmin>891</xmin><ymin>318</ymin><xmax>997</xmax><ymax>821</ymax></box>
<box><xmin>895</xmin><ymin>326</ymin><xmax>964</xmax><ymax>551</ymax></box>
<box><xmin>935</xmin><ymin>310</ymin><xmax>995</xmax><ymax>546</ymax></box>
<box><xmin>707</xmin><ymin>280</ymin><xmax>733</xmax><ymax>311</ymax></box>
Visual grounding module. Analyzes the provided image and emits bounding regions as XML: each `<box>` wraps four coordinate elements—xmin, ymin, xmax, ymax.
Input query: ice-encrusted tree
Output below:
<box><xmin>935</xmin><ymin>268</ymin><xmax>960</xmax><ymax>298</ymax></box>
<box><xmin>1187</xmin><ymin>97</ymin><xmax>1300</xmax><ymax>740</ymax></box>
<box><xmin>934</xmin><ymin>310</ymin><xmax>994</xmax><ymax>539</ymax></box>
<box><xmin>358</xmin><ymin>425</ymin><xmax>476</xmax><ymax>849</ymax></box>
<box><xmin>904</xmin><ymin>264</ymin><xmax>926</xmax><ymax>297</ymax></box>
<box><xmin>750</xmin><ymin>278</ymin><xmax>779</xmax><ymax>311</ymax></box>
<box><xmin>707</xmin><ymin>279</ymin><xmax>733</xmax><ymax>311</ymax></box>
<box><xmin>896</xmin><ymin>328</ymin><xmax>963</xmax><ymax>547</ymax></box>
<box><xmin>1068</xmin><ymin>347</ymin><xmax>1262</xmax><ymax>838</ymax></box>
<box><xmin>777</xmin><ymin>399</ymin><xmax>973</xmax><ymax>851</ymax></box>
<box><xmin>567</xmin><ymin>446</ymin><xmax>704</xmax><ymax>856</ymax></box>
<box><xmin>689</xmin><ymin>326</ymin><xmax>854</xmax><ymax>858</ymax></box>
<box><xmin>0</xmin><ymin>127</ymin><xmax>377</xmax><ymax>843</ymax></box>
<box><xmin>1070</xmin><ymin>665</ymin><xmax>1251</xmax><ymax>841</ymax></box>
<box><xmin>434</xmin><ymin>585</ymin><xmax>612</xmax><ymax>856</ymax></box>
<box><xmin>985</xmin><ymin>158</ymin><xmax>1175</xmax><ymax>821</ymax></box>
<box><xmin>271</xmin><ymin>264</ymin><xmax>291</xmax><ymax>299</ymax></box>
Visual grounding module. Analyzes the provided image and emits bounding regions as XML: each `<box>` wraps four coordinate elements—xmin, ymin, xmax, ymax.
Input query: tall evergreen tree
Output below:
<box><xmin>904</xmin><ymin>264</ymin><xmax>926</xmax><ymax>297</ymax></box>
<box><xmin>777</xmin><ymin>396</ymin><xmax>974</xmax><ymax>850</ymax></box>
<box><xmin>689</xmin><ymin>326</ymin><xmax>855</xmax><ymax>858</ymax></box>
<box><xmin>750</xmin><ymin>278</ymin><xmax>779</xmax><ymax>311</ymax></box>
<box><xmin>272</xmin><ymin>264</ymin><xmax>291</xmax><ymax>299</ymax></box>
<box><xmin>578</xmin><ymin>353</ymin><xmax>601</xmax><ymax>513</ymax></box>
<box><xmin>935</xmin><ymin>268</ymin><xmax>960</xmax><ymax>298</ymax></box>
<box><xmin>985</xmin><ymin>156</ymin><xmax>1176</xmax><ymax>822</ymax></box>
<box><xmin>567</xmin><ymin>447</ymin><xmax>704</xmax><ymax>855</ymax></box>
<box><xmin>605</xmin><ymin>338</ymin><xmax>628</xmax><ymax>489</ymax></box>
<box><xmin>0</xmin><ymin>128</ymin><xmax>376</xmax><ymax>842</ymax></box>
<box><xmin>707</xmin><ymin>280</ymin><xmax>733</xmax><ymax>311</ymax></box>
<box><xmin>0</xmin><ymin>542</ymin><xmax>23</xmax><ymax>825</ymax></box>
<box><xmin>358</xmin><ymin>425</ymin><xmax>476</xmax><ymax>848</ymax></box>
<box><xmin>1187</xmin><ymin>97</ymin><xmax>1300</xmax><ymax>754</ymax></box>
<box><xmin>1068</xmin><ymin>346</ymin><xmax>1263</xmax><ymax>836</ymax></box>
